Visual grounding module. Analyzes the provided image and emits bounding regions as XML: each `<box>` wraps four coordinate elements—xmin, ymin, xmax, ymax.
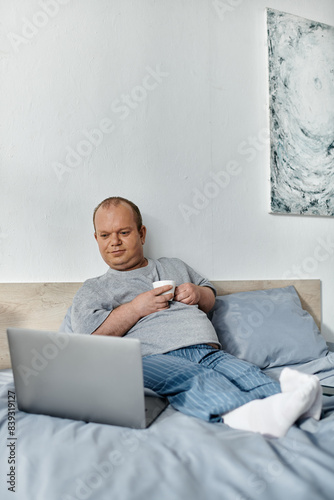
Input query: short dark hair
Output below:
<box><xmin>93</xmin><ymin>197</ymin><xmax>143</xmax><ymax>232</ymax></box>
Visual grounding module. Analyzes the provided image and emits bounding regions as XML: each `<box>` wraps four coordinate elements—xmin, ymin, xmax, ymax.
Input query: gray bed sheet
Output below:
<box><xmin>1</xmin><ymin>360</ymin><xmax>334</xmax><ymax>500</ymax></box>
<box><xmin>263</xmin><ymin>351</ymin><xmax>334</xmax><ymax>385</ymax></box>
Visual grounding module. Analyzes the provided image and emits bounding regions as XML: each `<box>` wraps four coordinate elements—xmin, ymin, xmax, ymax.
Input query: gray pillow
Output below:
<box><xmin>209</xmin><ymin>286</ymin><xmax>328</xmax><ymax>368</ymax></box>
<box><xmin>58</xmin><ymin>306</ymin><xmax>73</xmax><ymax>333</ymax></box>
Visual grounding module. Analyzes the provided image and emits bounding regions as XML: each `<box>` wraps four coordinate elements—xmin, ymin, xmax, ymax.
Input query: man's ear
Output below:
<box><xmin>94</xmin><ymin>232</ymin><xmax>97</xmax><ymax>241</ymax></box>
<box><xmin>139</xmin><ymin>225</ymin><xmax>147</xmax><ymax>245</ymax></box>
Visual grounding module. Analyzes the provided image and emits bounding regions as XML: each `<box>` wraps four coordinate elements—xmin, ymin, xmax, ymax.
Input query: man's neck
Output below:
<box><xmin>138</xmin><ymin>257</ymin><xmax>148</xmax><ymax>269</ymax></box>
<box><xmin>110</xmin><ymin>257</ymin><xmax>148</xmax><ymax>272</ymax></box>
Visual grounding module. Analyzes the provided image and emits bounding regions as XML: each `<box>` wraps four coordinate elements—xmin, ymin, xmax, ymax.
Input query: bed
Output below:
<box><xmin>1</xmin><ymin>279</ymin><xmax>334</xmax><ymax>500</ymax></box>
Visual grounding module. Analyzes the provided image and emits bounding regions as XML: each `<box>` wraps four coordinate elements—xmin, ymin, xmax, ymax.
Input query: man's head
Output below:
<box><xmin>93</xmin><ymin>197</ymin><xmax>147</xmax><ymax>271</ymax></box>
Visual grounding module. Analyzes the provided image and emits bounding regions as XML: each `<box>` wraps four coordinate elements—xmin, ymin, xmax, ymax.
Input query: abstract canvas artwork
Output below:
<box><xmin>267</xmin><ymin>9</ymin><xmax>334</xmax><ymax>216</ymax></box>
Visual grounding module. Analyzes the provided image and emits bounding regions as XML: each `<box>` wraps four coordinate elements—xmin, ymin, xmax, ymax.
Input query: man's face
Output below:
<box><xmin>94</xmin><ymin>203</ymin><xmax>147</xmax><ymax>271</ymax></box>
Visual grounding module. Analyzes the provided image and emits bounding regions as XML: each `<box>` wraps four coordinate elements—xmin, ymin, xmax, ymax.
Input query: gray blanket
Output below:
<box><xmin>1</xmin><ymin>365</ymin><xmax>334</xmax><ymax>500</ymax></box>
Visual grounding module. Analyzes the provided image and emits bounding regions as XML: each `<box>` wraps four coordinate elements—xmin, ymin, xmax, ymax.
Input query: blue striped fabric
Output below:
<box><xmin>143</xmin><ymin>345</ymin><xmax>280</xmax><ymax>422</ymax></box>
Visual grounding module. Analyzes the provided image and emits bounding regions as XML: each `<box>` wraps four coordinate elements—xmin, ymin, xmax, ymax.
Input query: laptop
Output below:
<box><xmin>7</xmin><ymin>328</ymin><xmax>168</xmax><ymax>429</ymax></box>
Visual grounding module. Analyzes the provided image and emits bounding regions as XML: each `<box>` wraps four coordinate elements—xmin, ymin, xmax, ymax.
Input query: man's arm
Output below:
<box><xmin>174</xmin><ymin>283</ymin><xmax>215</xmax><ymax>313</ymax></box>
<box><xmin>197</xmin><ymin>285</ymin><xmax>216</xmax><ymax>313</ymax></box>
<box><xmin>92</xmin><ymin>284</ymin><xmax>174</xmax><ymax>336</ymax></box>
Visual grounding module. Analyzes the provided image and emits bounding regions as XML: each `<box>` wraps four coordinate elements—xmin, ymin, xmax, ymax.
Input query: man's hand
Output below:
<box><xmin>131</xmin><ymin>285</ymin><xmax>174</xmax><ymax>319</ymax></box>
<box><xmin>174</xmin><ymin>283</ymin><xmax>216</xmax><ymax>313</ymax></box>
<box><xmin>174</xmin><ymin>283</ymin><xmax>200</xmax><ymax>306</ymax></box>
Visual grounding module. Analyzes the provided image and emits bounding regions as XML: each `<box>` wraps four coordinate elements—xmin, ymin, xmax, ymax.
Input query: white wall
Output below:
<box><xmin>1</xmin><ymin>0</ymin><xmax>334</xmax><ymax>340</ymax></box>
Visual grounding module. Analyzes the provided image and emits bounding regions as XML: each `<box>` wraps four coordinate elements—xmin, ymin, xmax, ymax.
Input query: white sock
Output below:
<box><xmin>223</xmin><ymin>375</ymin><xmax>319</xmax><ymax>438</ymax></box>
<box><xmin>279</xmin><ymin>367</ymin><xmax>322</xmax><ymax>420</ymax></box>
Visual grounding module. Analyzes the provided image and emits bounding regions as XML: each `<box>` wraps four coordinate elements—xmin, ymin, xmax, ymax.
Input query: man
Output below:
<box><xmin>62</xmin><ymin>196</ymin><xmax>322</xmax><ymax>437</ymax></box>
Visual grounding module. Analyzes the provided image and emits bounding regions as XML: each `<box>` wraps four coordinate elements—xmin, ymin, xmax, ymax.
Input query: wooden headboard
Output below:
<box><xmin>0</xmin><ymin>279</ymin><xmax>321</xmax><ymax>370</ymax></box>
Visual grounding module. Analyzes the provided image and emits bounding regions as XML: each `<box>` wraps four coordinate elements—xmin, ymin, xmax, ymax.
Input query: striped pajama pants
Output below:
<box><xmin>142</xmin><ymin>344</ymin><xmax>280</xmax><ymax>422</ymax></box>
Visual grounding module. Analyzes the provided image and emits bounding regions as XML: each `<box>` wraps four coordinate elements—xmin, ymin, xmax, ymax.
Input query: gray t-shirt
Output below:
<box><xmin>67</xmin><ymin>257</ymin><xmax>220</xmax><ymax>356</ymax></box>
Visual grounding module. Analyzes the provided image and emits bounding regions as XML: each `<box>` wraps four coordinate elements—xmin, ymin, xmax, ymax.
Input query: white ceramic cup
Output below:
<box><xmin>152</xmin><ymin>280</ymin><xmax>176</xmax><ymax>300</ymax></box>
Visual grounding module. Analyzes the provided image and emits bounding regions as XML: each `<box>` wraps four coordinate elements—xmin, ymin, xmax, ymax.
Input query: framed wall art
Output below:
<box><xmin>267</xmin><ymin>9</ymin><xmax>334</xmax><ymax>216</ymax></box>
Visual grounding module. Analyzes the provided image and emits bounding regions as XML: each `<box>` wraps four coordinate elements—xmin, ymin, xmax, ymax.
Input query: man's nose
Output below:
<box><xmin>110</xmin><ymin>233</ymin><xmax>121</xmax><ymax>246</ymax></box>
